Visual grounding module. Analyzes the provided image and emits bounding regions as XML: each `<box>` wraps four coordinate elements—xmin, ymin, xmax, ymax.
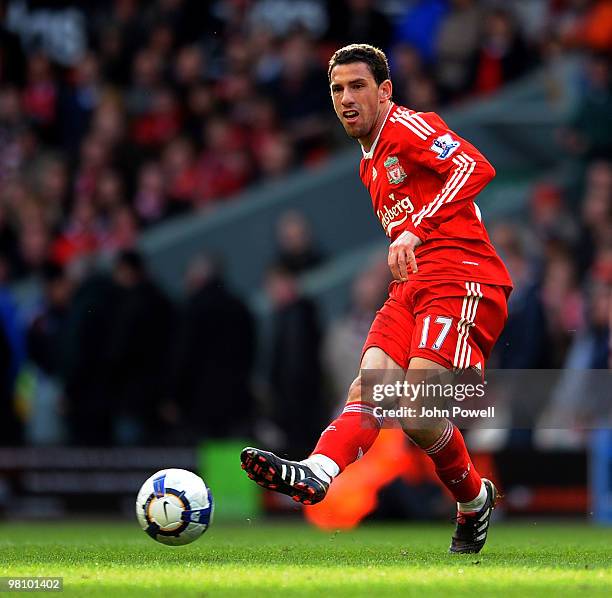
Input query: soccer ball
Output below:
<box><xmin>136</xmin><ymin>468</ymin><xmax>213</xmax><ymax>546</ymax></box>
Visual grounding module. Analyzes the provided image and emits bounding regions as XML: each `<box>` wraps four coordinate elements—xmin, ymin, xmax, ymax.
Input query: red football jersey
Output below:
<box><xmin>360</xmin><ymin>103</ymin><xmax>512</xmax><ymax>288</ymax></box>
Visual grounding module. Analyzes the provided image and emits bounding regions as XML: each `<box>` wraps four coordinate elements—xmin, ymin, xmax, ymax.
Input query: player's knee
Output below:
<box><xmin>346</xmin><ymin>375</ymin><xmax>362</xmax><ymax>404</ymax></box>
<box><xmin>401</xmin><ymin>425</ymin><xmax>444</xmax><ymax>449</ymax></box>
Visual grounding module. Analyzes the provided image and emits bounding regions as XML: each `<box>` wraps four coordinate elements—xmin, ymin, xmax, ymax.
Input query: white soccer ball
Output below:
<box><xmin>136</xmin><ymin>468</ymin><xmax>213</xmax><ymax>546</ymax></box>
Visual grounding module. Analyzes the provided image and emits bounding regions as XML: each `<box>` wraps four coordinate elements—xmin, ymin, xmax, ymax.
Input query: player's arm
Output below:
<box><xmin>400</xmin><ymin>111</ymin><xmax>496</xmax><ymax>240</ymax></box>
<box><xmin>388</xmin><ymin>111</ymin><xmax>495</xmax><ymax>281</ymax></box>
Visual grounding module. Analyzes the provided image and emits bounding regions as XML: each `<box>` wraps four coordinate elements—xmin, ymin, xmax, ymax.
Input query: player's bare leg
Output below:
<box><xmin>401</xmin><ymin>357</ymin><xmax>497</xmax><ymax>554</ymax></box>
<box><xmin>240</xmin><ymin>347</ymin><xmax>400</xmax><ymax>504</ymax></box>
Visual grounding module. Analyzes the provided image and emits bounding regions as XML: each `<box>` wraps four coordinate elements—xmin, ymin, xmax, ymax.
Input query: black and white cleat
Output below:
<box><xmin>240</xmin><ymin>447</ymin><xmax>329</xmax><ymax>506</ymax></box>
<box><xmin>449</xmin><ymin>478</ymin><xmax>498</xmax><ymax>554</ymax></box>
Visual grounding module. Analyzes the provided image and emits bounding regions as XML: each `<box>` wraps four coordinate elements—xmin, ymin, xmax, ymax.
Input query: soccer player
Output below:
<box><xmin>241</xmin><ymin>44</ymin><xmax>513</xmax><ymax>553</ymax></box>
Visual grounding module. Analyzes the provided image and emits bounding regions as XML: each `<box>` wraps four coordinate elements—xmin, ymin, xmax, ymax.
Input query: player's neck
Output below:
<box><xmin>359</xmin><ymin>101</ymin><xmax>393</xmax><ymax>154</ymax></box>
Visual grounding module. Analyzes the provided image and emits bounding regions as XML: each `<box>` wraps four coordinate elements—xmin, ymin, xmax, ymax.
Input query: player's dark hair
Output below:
<box><xmin>328</xmin><ymin>44</ymin><xmax>390</xmax><ymax>86</ymax></box>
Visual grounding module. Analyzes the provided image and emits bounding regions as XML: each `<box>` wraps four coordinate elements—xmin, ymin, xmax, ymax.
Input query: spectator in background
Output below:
<box><xmin>124</xmin><ymin>47</ymin><xmax>164</xmax><ymax>141</ymax></box>
<box><xmin>257</xmin><ymin>133</ymin><xmax>295</xmax><ymax>180</ymax></box>
<box><xmin>90</xmin><ymin>98</ymin><xmax>139</xmax><ymax>183</ymax></box>
<box><xmin>25</xmin><ymin>262</ymin><xmax>73</xmax><ymax>444</ymax></box>
<box><xmin>97</xmin><ymin>23</ymin><xmax>131</xmax><ymax>86</ymax></box>
<box><xmin>32</xmin><ymin>155</ymin><xmax>69</xmax><ymax>229</ymax></box>
<box><xmin>133</xmin><ymin>161</ymin><xmax>171</xmax><ymax>226</ymax></box>
<box><xmin>131</xmin><ymin>87</ymin><xmax>182</xmax><ymax>150</ymax></box>
<box><xmin>529</xmin><ymin>182</ymin><xmax>577</xmax><ymax>247</ymax></box>
<box><xmin>219</xmin><ymin>70</ymin><xmax>257</xmax><ymax>126</ymax></box>
<box><xmin>195</xmin><ymin>115</ymin><xmax>253</xmax><ymax>206</ymax></box>
<box><xmin>0</xmin><ymin>309</ymin><xmax>19</xmax><ymax>444</ymax></box>
<box><xmin>483</xmin><ymin>223</ymin><xmax>548</xmax><ymax>448</ymax></box>
<box><xmin>540</xmin><ymin>248</ymin><xmax>583</xmax><ymax>367</ymax></box>
<box><xmin>0</xmin><ymin>182</ymin><xmax>38</xmax><ymax>278</ymax></box>
<box><xmin>51</xmin><ymin>199</ymin><xmax>104</xmax><ymax>266</ymax></box>
<box><xmin>2</xmin><ymin>0</ymin><xmax>562</xmax><ymax>287</ymax></box>
<box><xmin>59</xmin><ymin>52</ymin><xmax>103</xmax><ymax>154</ymax></box>
<box><xmin>404</xmin><ymin>74</ymin><xmax>440</xmax><ymax>112</ymax></box>
<box><xmin>327</xmin><ymin>0</ymin><xmax>393</xmax><ymax>51</ymax></box>
<box><xmin>22</xmin><ymin>52</ymin><xmax>59</xmax><ymax>143</ymax></box>
<box><xmin>394</xmin><ymin>0</ymin><xmax>449</xmax><ymax>64</ymax></box>
<box><xmin>568</xmin><ymin>252</ymin><xmax>612</xmax><ymax>369</ymax></box>
<box><xmin>0</xmin><ymin>252</ymin><xmax>25</xmax><ymax>444</ymax></box>
<box><xmin>575</xmin><ymin>160</ymin><xmax>612</xmax><ymax>275</ymax></box>
<box><xmin>107</xmin><ymin>250</ymin><xmax>174</xmax><ymax>445</ymax></box>
<box><xmin>563</xmin><ymin>53</ymin><xmax>612</xmax><ymax>161</ymax></box>
<box><xmin>74</xmin><ymin>133</ymin><xmax>111</xmax><ymax>201</ymax></box>
<box><xmin>389</xmin><ymin>43</ymin><xmax>425</xmax><ymax>107</ymax></box>
<box><xmin>95</xmin><ymin>168</ymin><xmax>127</xmax><ymax>222</ymax></box>
<box><xmin>245</xmin><ymin>95</ymin><xmax>283</xmax><ymax>161</ymax></box>
<box><xmin>490</xmin><ymin>223</ymin><xmax>550</xmax><ymax>369</ymax></box>
<box><xmin>388</xmin><ymin>30</ymin><xmax>440</xmax><ymax>112</ymax></box>
<box><xmin>17</xmin><ymin>206</ymin><xmax>52</xmax><ymax>278</ymax></box>
<box><xmin>0</xmin><ymin>203</ymin><xmax>19</xmax><ymax>278</ymax></box>
<box><xmin>173</xmin><ymin>44</ymin><xmax>206</xmax><ymax>95</ymax></box>
<box><xmin>62</xmin><ymin>266</ymin><xmax>118</xmax><ymax>445</ymax></box>
<box><xmin>27</xmin><ymin>263</ymin><xmax>72</xmax><ymax>382</ymax></box>
<box><xmin>0</xmin><ymin>85</ymin><xmax>29</xmax><ymax>182</ymax></box>
<box><xmin>250</xmin><ymin>27</ymin><xmax>283</xmax><ymax>86</ymax></box>
<box><xmin>161</xmin><ymin>136</ymin><xmax>198</xmax><ymax>207</ymax></box>
<box><xmin>264</xmin><ymin>33</ymin><xmax>330</xmax><ymax>162</ymax></box>
<box><xmin>470</xmin><ymin>8</ymin><xmax>532</xmax><ymax>97</ymax></box>
<box><xmin>146</xmin><ymin>20</ymin><xmax>176</xmax><ymax>62</ymax></box>
<box><xmin>0</xmin><ymin>0</ymin><xmax>26</xmax><ymax>86</ymax></box>
<box><xmin>266</xmin><ymin>263</ymin><xmax>324</xmax><ymax>455</ymax></box>
<box><xmin>324</xmin><ymin>255</ymin><xmax>389</xmax><ymax>413</ymax></box>
<box><xmin>168</xmin><ymin>252</ymin><xmax>256</xmax><ymax>442</ymax></box>
<box><xmin>275</xmin><ymin>209</ymin><xmax>325</xmax><ymax>275</ymax></box>
<box><xmin>536</xmin><ymin>254</ymin><xmax>612</xmax><ymax>447</ymax></box>
<box><xmin>435</xmin><ymin>0</ymin><xmax>484</xmax><ymax>99</ymax></box>
<box><xmin>105</xmin><ymin>205</ymin><xmax>140</xmax><ymax>252</ymax></box>
<box><xmin>183</xmin><ymin>82</ymin><xmax>216</xmax><ymax>141</ymax></box>
<box><xmin>97</xmin><ymin>0</ymin><xmax>147</xmax><ymax>78</ymax></box>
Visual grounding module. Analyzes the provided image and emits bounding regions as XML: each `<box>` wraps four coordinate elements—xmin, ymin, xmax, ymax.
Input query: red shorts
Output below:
<box><xmin>362</xmin><ymin>280</ymin><xmax>511</xmax><ymax>372</ymax></box>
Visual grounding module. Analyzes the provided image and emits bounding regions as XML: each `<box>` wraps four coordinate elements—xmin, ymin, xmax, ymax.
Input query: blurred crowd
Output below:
<box><xmin>0</xmin><ymin>212</ymin><xmax>335</xmax><ymax>448</ymax></box>
<box><xmin>1</xmin><ymin>0</ymin><xmax>611</xmax><ymax>283</ymax></box>
<box><xmin>0</xmin><ymin>0</ymin><xmax>610</xmax><ymax>448</ymax></box>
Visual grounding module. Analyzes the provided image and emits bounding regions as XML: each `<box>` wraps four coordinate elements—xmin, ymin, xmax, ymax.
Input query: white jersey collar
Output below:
<box><xmin>361</xmin><ymin>102</ymin><xmax>395</xmax><ymax>160</ymax></box>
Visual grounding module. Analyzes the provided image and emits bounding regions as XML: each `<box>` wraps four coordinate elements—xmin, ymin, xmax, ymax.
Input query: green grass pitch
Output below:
<box><xmin>0</xmin><ymin>521</ymin><xmax>610</xmax><ymax>596</ymax></box>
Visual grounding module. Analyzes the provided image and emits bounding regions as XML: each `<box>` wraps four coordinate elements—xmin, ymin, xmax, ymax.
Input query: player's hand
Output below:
<box><xmin>388</xmin><ymin>230</ymin><xmax>422</xmax><ymax>281</ymax></box>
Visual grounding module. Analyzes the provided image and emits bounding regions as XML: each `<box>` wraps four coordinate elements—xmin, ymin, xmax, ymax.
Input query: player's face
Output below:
<box><xmin>330</xmin><ymin>62</ymin><xmax>390</xmax><ymax>142</ymax></box>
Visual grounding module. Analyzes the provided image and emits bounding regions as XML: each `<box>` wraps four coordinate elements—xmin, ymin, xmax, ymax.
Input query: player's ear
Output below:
<box><xmin>379</xmin><ymin>79</ymin><xmax>392</xmax><ymax>103</ymax></box>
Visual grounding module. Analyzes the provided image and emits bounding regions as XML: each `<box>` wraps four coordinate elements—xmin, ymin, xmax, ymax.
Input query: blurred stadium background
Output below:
<box><xmin>0</xmin><ymin>0</ymin><xmax>610</xmax><ymax>528</ymax></box>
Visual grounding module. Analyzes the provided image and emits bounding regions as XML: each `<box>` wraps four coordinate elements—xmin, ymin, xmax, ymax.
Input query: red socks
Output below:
<box><xmin>424</xmin><ymin>420</ymin><xmax>482</xmax><ymax>503</ymax></box>
<box><xmin>310</xmin><ymin>402</ymin><xmax>382</xmax><ymax>472</ymax></box>
<box><xmin>310</xmin><ymin>406</ymin><xmax>481</xmax><ymax>505</ymax></box>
